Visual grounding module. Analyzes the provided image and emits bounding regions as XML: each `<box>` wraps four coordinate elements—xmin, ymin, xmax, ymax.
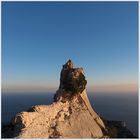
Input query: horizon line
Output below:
<box><xmin>2</xmin><ymin>83</ymin><xmax>138</xmax><ymax>94</ymax></box>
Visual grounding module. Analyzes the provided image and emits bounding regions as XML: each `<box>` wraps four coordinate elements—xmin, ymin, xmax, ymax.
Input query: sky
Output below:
<box><xmin>2</xmin><ymin>2</ymin><xmax>138</xmax><ymax>93</ymax></box>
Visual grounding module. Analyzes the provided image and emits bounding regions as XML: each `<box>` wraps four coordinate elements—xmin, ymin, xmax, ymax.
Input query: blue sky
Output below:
<box><xmin>2</xmin><ymin>2</ymin><xmax>138</xmax><ymax>93</ymax></box>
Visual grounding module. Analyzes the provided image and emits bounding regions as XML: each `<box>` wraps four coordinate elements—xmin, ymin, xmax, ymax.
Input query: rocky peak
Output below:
<box><xmin>62</xmin><ymin>59</ymin><xmax>73</xmax><ymax>69</ymax></box>
<box><xmin>2</xmin><ymin>60</ymin><xmax>136</xmax><ymax>138</ymax></box>
<box><xmin>56</xmin><ymin>60</ymin><xmax>87</xmax><ymax>102</ymax></box>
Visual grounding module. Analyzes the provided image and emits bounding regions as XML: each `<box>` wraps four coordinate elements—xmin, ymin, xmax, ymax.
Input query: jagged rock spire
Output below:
<box><xmin>2</xmin><ymin>60</ymin><xmax>135</xmax><ymax>138</ymax></box>
<box><xmin>58</xmin><ymin>59</ymin><xmax>87</xmax><ymax>97</ymax></box>
<box><xmin>62</xmin><ymin>59</ymin><xmax>73</xmax><ymax>69</ymax></box>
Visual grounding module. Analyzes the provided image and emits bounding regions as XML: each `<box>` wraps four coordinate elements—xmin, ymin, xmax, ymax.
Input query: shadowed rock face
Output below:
<box><xmin>59</xmin><ymin>60</ymin><xmax>87</xmax><ymax>94</ymax></box>
<box><xmin>2</xmin><ymin>60</ymin><xmax>136</xmax><ymax>138</ymax></box>
<box><xmin>54</xmin><ymin>60</ymin><xmax>87</xmax><ymax>102</ymax></box>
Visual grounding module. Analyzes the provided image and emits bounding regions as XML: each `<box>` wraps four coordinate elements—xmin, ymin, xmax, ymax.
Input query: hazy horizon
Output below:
<box><xmin>2</xmin><ymin>83</ymin><xmax>138</xmax><ymax>94</ymax></box>
<box><xmin>2</xmin><ymin>2</ymin><xmax>138</xmax><ymax>94</ymax></box>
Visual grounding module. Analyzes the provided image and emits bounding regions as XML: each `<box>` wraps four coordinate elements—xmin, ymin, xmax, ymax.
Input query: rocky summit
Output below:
<box><xmin>2</xmin><ymin>60</ymin><xmax>136</xmax><ymax>138</ymax></box>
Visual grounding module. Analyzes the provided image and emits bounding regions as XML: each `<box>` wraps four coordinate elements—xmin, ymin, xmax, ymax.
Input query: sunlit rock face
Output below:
<box><xmin>2</xmin><ymin>60</ymin><xmax>136</xmax><ymax>138</ymax></box>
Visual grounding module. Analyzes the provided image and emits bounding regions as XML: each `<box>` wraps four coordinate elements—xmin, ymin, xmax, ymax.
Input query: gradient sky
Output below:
<box><xmin>2</xmin><ymin>2</ymin><xmax>138</xmax><ymax>93</ymax></box>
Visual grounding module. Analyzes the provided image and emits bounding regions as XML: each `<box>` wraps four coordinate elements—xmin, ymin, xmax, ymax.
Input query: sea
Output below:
<box><xmin>2</xmin><ymin>92</ymin><xmax>138</xmax><ymax>137</ymax></box>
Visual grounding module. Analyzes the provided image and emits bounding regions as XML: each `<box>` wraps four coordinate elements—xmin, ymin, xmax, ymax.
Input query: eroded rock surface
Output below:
<box><xmin>10</xmin><ymin>93</ymin><xmax>106</xmax><ymax>138</ymax></box>
<box><xmin>2</xmin><ymin>60</ymin><xmax>136</xmax><ymax>138</ymax></box>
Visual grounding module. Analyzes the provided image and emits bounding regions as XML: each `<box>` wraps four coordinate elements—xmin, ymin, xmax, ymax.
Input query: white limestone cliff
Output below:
<box><xmin>2</xmin><ymin>60</ymin><xmax>136</xmax><ymax>138</ymax></box>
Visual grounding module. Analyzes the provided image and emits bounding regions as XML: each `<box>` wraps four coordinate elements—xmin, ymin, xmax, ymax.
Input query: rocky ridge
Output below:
<box><xmin>2</xmin><ymin>60</ymin><xmax>136</xmax><ymax>138</ymax></box>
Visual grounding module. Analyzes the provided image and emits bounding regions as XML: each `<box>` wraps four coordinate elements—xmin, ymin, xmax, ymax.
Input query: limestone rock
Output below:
<box><xmin>11</xmin><ymin>93</ymin><xmax>106</xmax><ymax>138</ymax></box>
<box><xmin>2</xmin><ymin>60</ymin><xmax>136</xmax><ymax>138</ymax></box>
<box><xmin>59</xmin><ymin>59</ymin><xmax>87</xmax><ymax>94</ymax></box>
